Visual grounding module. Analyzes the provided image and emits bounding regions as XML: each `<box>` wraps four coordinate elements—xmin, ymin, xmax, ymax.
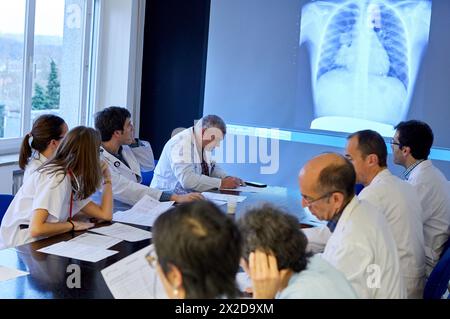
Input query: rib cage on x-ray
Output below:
<box><xmin>317</xmin><ymin>3</ymin><xmax>359</xmax><ymax>80</ymax></box>
<box><xmin>374</xmin><ymin>3</ymin><xmax>409</xmax><ymax>90</ymax></box>
<box><xmin>317</xmin><ymin>1</ymin><xmax>410</xmax><ymax>91</ymax></box>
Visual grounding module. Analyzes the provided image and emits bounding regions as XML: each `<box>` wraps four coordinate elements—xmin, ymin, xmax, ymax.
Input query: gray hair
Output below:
<box><xmin>200</xmin><ymin>115</ymin><xmax>227</xmax><ymax>135</ymax></box>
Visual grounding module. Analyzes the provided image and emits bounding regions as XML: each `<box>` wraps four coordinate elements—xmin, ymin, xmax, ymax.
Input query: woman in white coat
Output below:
<box><xmin>19</xmin><ymin>114</ymin><xmax>68</xmax><ymax>182</ymax></box>
<box><xmin>0</xmin><ymin>126</ymin><xmax>113</xmax><ymax>249</ymax></box>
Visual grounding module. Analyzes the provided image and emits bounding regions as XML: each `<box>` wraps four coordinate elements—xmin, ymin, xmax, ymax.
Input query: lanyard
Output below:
<box><xmin>67</xmin><ymin>170</ymin><xmax>75</xmax><ymax>220</ymax></box>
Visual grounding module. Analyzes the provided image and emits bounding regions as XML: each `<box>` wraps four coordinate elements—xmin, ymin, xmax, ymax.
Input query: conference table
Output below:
<box><xmin>0</xmin><ymin>186</ymin><xmax>322</xmax><ymax>299</ymax></box>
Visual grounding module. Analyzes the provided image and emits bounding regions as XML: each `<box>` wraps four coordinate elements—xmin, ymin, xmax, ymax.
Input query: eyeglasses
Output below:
<box><xmin>145</xmin><ymin>248</ymin><xmax>158</xmax><ymax>269</ymax></box>
<box><xmin>145</xmin><ymin>246</ymin><xmax>164</xmax><ymax>299</ymax></box>
<box><xmin>390</xmin><ymin>139</ymin><xmax>402</xmax><ymax>147</ymax></box>
<box><xmin>302</xmin><ymin>191</ymin><xmax>338</xmax><ymax>207</ymax></box>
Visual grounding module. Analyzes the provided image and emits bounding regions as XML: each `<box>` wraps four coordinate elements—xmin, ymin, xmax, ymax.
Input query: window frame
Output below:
<box><xmin>0</xmin><ymin>0</ymin><xmax>97</xmax><ymax>155</ymax></box>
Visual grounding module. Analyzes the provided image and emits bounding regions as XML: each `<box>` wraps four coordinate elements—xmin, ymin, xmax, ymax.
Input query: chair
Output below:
<box><xmin>141</xmin><ymin>160</ymin><xmax>158</xmax><ymax>187</ymax></box>
<box><xmin>423</xmin><ymin>242</ymin><xmax>450</xmax><ymax>299</ymax></box>
<box><xmin>355</xmin><ymin>183</ymin><xmax>364</xmax><ymax>195</ymax></box>
<box><xmin>440</xmin><ymin>236</ymin><xmax>450</xmax><ymax>260</ymax></box>
<box><xmin>0</xmin><ymin>194</ymin><xmax>14</xmax><ymax>226</ymax></box>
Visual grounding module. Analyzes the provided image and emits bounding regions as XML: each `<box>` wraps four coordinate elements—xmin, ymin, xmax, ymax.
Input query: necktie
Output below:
<box><xmin>201</xmin><ymin>155</ymin><xmax>209</xmax><ymax>176</ymax></box>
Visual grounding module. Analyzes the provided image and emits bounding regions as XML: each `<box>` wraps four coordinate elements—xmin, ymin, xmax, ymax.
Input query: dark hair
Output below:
<box><xmin>348</xmin><ymin>130</ymin><xmax>387</xmax><ymax>167</ymax></box>
<box><xmin>394</xmin><ymin>120</ymin><xmax>434</xmax><ymax>160</ymax></box>
<box><xmin>152</xmin><ymin>201</ymin><xmax>242</xmax><ymax>299</ymax></box>
<box><xmin>38</xmin><ymin>126</ymin><xmax>102</xmax><ymax>200</ymax></box>
<box><xmin>201</xmin><ymin>115</ymin><xmax>227</xmax><ymax>135</ymax></box>
<box><xmin>94</xmin><ymin>106</ymin><xmax>131</xmax><ymax>142</ymax></box>
<box><xmin>238</xmin><ymin>204</ymin><xmax>312</xmax><ymax>273</ymax></box>
<box><xmin>19</xmin><ymin>114</ymin><xmax>66</xmax><ymax>170</ymax></box>
<box><xmin>317</xmin><ymin>154</ymin><xmax>356</xmax><ymax>201</ymax></box>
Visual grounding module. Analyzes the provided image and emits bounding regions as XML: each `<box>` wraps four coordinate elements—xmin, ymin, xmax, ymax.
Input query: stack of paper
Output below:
<box><xmin>0</xmin><ymin>266</ymin><xmax>29</xmax><ymax>283</ymax></box>
<box><xmin>89</xmin><ymin>223</ymin><xmax>152</xmax><ymax>242</ymax></box>
<box><xmin>113</xmin><ymin>195</ymin><xmax>174</xmax><ymax>227</ymax></box>
<box><xmin>201</xmin><ymin>192</ymin><xmax>247</xmax><ymax>204</ymax></box>
<box><xmin>220</xmin><ymin>185</ymin><xmax>268</xmax><ymax>193</ymax></box>
<box><xmin>101</xmin><ymin>245</ymin><xmax>167</xmax><ymax>299</ymax></box>
<box><xmin>37</xmin><ymin>241</ymin><xmax>119</xmax><ymax>262</ymax></box>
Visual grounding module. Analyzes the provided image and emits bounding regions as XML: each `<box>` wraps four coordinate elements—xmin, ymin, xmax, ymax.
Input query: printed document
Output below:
<box><xmin>113</xmin><ymin>195</ymin><xmax>174</xmax><ymax>227</ymax></box>
<box><xmin>101</xmin><ymin>245</ymin><xmax>167</xmax><ymax>299</ymax></box>
<box><xmin>37</xmin><ymin>241</ymin><xmax>118</xmax><ymax>262</ymax></box>
<box><xmin>89</xmin><ymin>223</ymin><xmax>152</xmax><ymax>242</ymax></box>
<box><xmin>0</xmin><ymin>266</ymin><xmax>29</xmax><ymax>283</ymax></box>
<box><xmin>67</xmin><ymin>233</ymin><xmax>122</xmax><ymax>249</ymax></box>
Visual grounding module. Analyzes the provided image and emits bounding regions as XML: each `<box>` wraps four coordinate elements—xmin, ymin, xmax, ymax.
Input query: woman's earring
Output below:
<box><xmin>173</xmin><ymin>287</ymin><xmax>179</xmax><ymax>298</ymax></box>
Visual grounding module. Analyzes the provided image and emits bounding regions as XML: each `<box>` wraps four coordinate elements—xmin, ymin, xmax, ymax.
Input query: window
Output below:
<box><xmin>0</xmin><ymin>0</ymin><xmax>96</xmax><ymax>153</ymax></box>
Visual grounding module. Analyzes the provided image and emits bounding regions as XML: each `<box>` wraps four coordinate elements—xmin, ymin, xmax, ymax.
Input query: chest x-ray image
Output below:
<box><xmin>300</xmin><ymin>0</ymin><xmax>431</xmax><ymax>136</ymax></box>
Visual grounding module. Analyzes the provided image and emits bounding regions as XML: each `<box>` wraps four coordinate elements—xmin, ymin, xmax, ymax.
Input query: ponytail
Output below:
<box><xmin>19</xmin><ymin>133</ymin><xmax>33</xmax><ymax>170</ymax></box>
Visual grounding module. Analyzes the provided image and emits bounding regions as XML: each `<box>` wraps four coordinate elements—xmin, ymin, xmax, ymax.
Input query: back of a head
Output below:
<box><xmin>200</xmin><ymin>115</ymin><xmax>227</xmax><ymax>135</ymax></box>
<box><xmin>41</xmin><ymin>126</ymin><xmax>102</xmax><ymax>200</ymax></box>
<box><xmin>19</xmin><ymin>114</ymin><xmax>66</xmax><ymax>170</ymax></box>
<box><xmin>348</xmin><ymin>130</ymin><xmax>388</xmax><ymax>167</ymax></box>
<box><xmin>316</xmin><ymin>153</ymin><xmax>356</xmax><ymax>201</ymax></box>
<box><xmin>152</xmin><ymin>201</ymin><xmax>241</xmax><ymax>299</ymax></box>
<box><xmin>94</xmin><ymin>106</ymin><xmax>131</xmax><ymax>142</ymax></box>
<box><xmin>238</xmin><ymin>204</ymin><xmax>312</xmax><ymax>273</ymax></box>
<box><xmin>395</xmin><ymin>120</ymin><xmax>434</xmax><ymax>160</ymax></box>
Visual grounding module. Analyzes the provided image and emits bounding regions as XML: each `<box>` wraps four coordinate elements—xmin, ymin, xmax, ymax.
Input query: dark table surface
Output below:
<box><xmin>0</xmin><ymin>186</ymin><xmax>322</xmax><ymax>299</ymax></box>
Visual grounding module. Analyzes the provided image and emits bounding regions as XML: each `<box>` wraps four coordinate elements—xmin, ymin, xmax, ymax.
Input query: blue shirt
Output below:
<box><xmin>276</xmin><ymin>255</ymin><xmax>357</xmax><ymax>299</ymax></box>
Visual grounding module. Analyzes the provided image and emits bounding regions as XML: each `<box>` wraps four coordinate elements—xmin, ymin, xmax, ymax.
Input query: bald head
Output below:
<box><xmin>299</xmin><ymin>153</ymin><xmax>356</xmax><ymax>200</ymax></box>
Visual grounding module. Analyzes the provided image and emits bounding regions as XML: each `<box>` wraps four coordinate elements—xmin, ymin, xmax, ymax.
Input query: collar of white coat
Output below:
<box><xmin>32</xmin><ymin>151</ymin><xmax>47</xmax><ymax>164</ymax></box>
<box><xmin>100</xmin><ymin>145</ymin><xmax>129</xmax><ymax>167</ymax></box>
<box><xmin>369</xmin><ymin>168</ymin><xmax>392</xmax><ymax>185</ymax></box>
<box><xmin>191</xmin><ymin>126</ymin><xmax>212</xmax><ymax>164</ymax></box>
<box><xmin>338</xmin><ymin>195</ymin><xmax>359</xmax><ymax>225</ymax></box>
<box><xmin>407</xmin><ymin>159</ymin><xmax>432</xmax><ymax>181</ymax></box>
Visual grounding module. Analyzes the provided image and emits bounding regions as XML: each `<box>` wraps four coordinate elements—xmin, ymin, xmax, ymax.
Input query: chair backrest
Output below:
<box><xmin>355</xmin><ymin>183</ymin><xmax>364</xmax><ymax>195</ymax></box>
<box><xmin>140</xmin><ymin>160</ymin><xmax>158</xmax><ymax>187</ymax></box>
<box><xmin>424</xmin><ymin>243</ymin><xmax>450</xmax><ymax>299</ymax></box>
<box><xmin>441</xmin><ymin>236</ymin><xmax>450</xmax><ymax>259</ymax></box>
<box><xmin>0</xmin><ymin>194</ymin><xmax>14</xmax><ymax>226</ymax></box>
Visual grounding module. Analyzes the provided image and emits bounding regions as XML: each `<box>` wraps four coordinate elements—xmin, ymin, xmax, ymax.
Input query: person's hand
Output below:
<box><xmin>235</xmin><ymin>177</ymin><xmax>245</xmax><ymax>186</ymax></box>
<box><xmin>249</xmin><ymin>250</ymin><xmax>282</xmax><ymax>299</ymax></box>
<box><xmin>88</xmin><ymin>218</ymin><xmax>109</xmax><ymax>224</ymax></box>
<box><xmin>171</xmin><ymin>193</ymin><xmax>205</xmax><ymax>203</ymax></box>
<box><xmin>100</xmin><ymin>160</ymin><xmax>111</xmax><ymax>180</ymax></box>
<box><xmin>220</xmin><ymin>177</ymin><xmax>241</xmax><ymax>189</ymax></box>
<box><xmin>71</xmin><ymin>220</ymin><xmax>95</xmax><ymax>231</ymax></box>
<box><xmin>71</xmin><ymin>212</ymin><xmax>92</xmax><ymax>223</ymax></box>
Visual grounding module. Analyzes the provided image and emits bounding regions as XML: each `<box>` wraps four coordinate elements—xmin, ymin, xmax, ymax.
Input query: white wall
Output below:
<box><xmin>94</xmin><ymin>0</ymin><xmax>145</xmax><ymax>131</ymax></box>
<box><xmin>95</xmin><ymin>0</ymin><xmax>132</xmax><ymax>109</ymax></box>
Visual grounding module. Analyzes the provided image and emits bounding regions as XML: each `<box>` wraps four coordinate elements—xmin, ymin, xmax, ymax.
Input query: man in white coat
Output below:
<box><xmin>151</xmin><ymin>115</ymin><xmax>243</xmax><ymax>192</ymax></box>
<box><xmin>95</xmin><ymin>107</ymin><xmax>202</xmax><ymax>206</ymax></box>
<box><xmin>392</xmin><ymin>120</ymin><xmax>450</xmax><ymax>275</ymax></box>
<box><xmin>345</xmin><ymin>130</ymin><xmax>426</xmax><ymax>298</ymax></box>
<box><xmin>299</xmin><ymin>153</ymin><xmax>406</xmax><ymax>299</ymax></box>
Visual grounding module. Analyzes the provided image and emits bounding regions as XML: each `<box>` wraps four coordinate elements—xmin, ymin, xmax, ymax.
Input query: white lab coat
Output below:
<box><xmin>406</xmin><ymin>160</ymin><xmax>450</xmax><ymax>275</ymax></box>
<box><xmin>358</xmin><ymin>169</ymin><xmax>426</xmax><ymax>298</ymax></box>
<box><xmin>23</xmin><ymin>152</ymin><xmax>47</xmax><ymax>183</ymax></box>
<box><xmin>100</xmin><ymin>141</ymin><xmax>161</xmax><ymax>206</ymax></box>
<box><xmin>321</xmin><ymin>196</ymin><xmax>406</xmax><ymax>299</ymax></box>
<box><xmin>151</xmin><ymin>128</ymin><xmax>228</xmax><ymax>192</ymax></box>
<box><xmin>0</xmin><ymin>170</ymin><xmax>90</xmax><ymax>249</ymax></box>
